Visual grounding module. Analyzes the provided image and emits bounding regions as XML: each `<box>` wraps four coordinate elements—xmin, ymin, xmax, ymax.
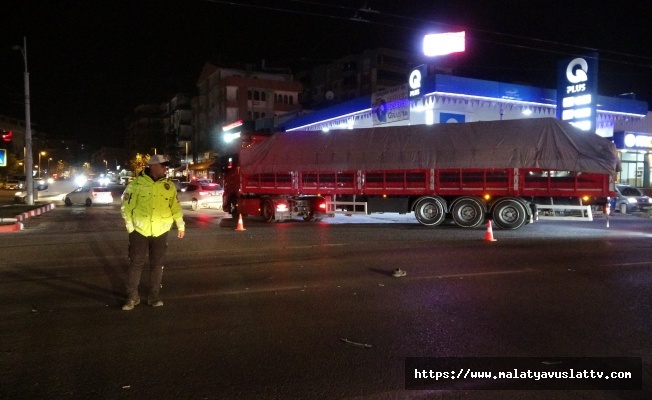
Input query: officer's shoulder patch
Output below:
<box><xmin>164</xmin><ymin>183</ymin><xmax>170</xmax><ymax>190</ymax></box>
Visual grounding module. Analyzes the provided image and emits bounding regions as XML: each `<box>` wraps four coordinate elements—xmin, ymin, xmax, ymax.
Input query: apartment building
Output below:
<box><xmin>194</xmin><ymin>63</ymin><xmax>303</xmax><ymax>163</ymax></box>
<box><xmin>296</xmin><ymin>48</ymin><xmax>421</xmax><ymax>109</ymax></box>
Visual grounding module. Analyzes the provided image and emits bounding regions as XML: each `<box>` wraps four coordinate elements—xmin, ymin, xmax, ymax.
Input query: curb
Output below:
<box><xmin>0</xmin><ymin>221</ymin><xmax>24</xmax><ymax>232</ymax></box>
<box><xmin>0</xmin><ymin>203</ymin><xmax>56</xmax><ymax>233</ymax></box>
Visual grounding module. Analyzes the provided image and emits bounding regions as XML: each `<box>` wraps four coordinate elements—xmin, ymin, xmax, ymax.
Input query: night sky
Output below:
<box><xmin>2</xmin><ymin>0</ymin><xmax>651</xmax><ymax>148</ymax></box>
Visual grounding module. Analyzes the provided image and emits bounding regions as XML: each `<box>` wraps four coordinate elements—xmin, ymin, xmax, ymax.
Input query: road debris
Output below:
<box><xmin>392</xmin><ymin>268</ymin><xmax>406</xmax><ymax>277</ymax></box>
<box><xmin>340</xmin><ymin>338</ymin><xmax>373</xmax><ymax>348</ymax></box>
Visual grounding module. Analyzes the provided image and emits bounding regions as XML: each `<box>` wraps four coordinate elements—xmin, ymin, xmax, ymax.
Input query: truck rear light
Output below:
<box><xmin>582</xmin><ymin>195</ymin><xmax>590</xmax><ymax>202</ymax></box>
<box><xmin>318</xmin><ymin>202</ymin><xmax>326</xmax><ymax>210</ymax></box>
<box><xmin>276</xmin><ymin>203</ymin><xmax>288</xmax><ymax>212</ymax></box>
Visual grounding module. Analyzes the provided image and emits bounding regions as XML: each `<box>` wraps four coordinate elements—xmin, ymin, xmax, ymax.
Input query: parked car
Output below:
<box><xmin>177</xmin><ymin>183</ymin><xmax>223</xmax><ymax>211</ymax></box>
<box><xmin>64</xmin><ymin>186</ymin><xmax>114</xmax><ymax>206</ymax></box>
<box><xmin>611</xmin><ymin>184</ymin><xmax>652</xmax><ymax>214</ymax></box>
<box><xmin>3</xmin><ymin>180</ymin><xmax>21</xmax><ymax>190</ymax></box>
<box><xmin>3</xmin><ymin>176</ymin><xmax>48</xmax><ymax>190</ymax></box>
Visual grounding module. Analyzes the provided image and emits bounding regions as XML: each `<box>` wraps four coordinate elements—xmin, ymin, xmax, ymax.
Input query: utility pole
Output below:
<box><xmin>13</xmin><ymin>37</ymin><xmax>34</xmax><ymax>205</ymax></box>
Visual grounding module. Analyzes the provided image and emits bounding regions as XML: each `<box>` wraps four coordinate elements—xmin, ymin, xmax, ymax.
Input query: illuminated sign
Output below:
<box><xmin>0</xmin><ymin>149</ymin><xmax>5</xmax><ymax>167</ymax></box>
<box><xmin>371</xmin><ymin>84</ymin><xmax>409</xmax><ymax>125</ymax></box>
<box><xmin>423</xmin><ymin>31</ymin><xmax>465</xmax><ymax>56</ymax></box>
<box><xmin>612</xmin><ymin>131</ymin><xmax>652</xmax><ymax>149</ymax></box>
<box><xmin>408</xmin><ymin>64</ymin><xmax>427</xmax><ymax>99</ymax></box>
<box><xmin>222</xmin><ymin>119</ymin><xmax>243</xmax><ymax>131</ymax></box>
<box><xmin>556</xmin><ymin>54</ymin><xmax>598</xmax><ymax>131</ymax></box>
<box><xmin>624</xmin><ymin>133</ymin><xmax>652</xmax><ymax>148</ymax></box>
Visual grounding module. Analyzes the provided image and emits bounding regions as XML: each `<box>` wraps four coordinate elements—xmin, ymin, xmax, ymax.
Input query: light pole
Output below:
<box><xmin>48</xmin><ymin>157</ymin><xmax>52</xmax><ymax>175</ymax></box>
<box><xmin>13</xmin><ymin>37</ymin><xmax>34</xmax><ymax>205</ymax></box>
<box><xmin>185</xmin><ymin>141</ymin><xmax>189</xmax><ymax>182</ymax></box>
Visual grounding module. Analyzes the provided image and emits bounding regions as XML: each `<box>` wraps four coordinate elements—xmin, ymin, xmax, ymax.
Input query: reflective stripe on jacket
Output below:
<box><xmin>121</xmin><ymin>171</ymin><xmax>185</xmax><ymax>237</ymax></box>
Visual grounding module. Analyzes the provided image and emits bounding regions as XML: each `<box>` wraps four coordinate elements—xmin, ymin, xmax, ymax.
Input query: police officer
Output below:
<box><xmin>120</xmin><ymin>155</ymin><xmax>185</xmax><ymax>310</ymax></box>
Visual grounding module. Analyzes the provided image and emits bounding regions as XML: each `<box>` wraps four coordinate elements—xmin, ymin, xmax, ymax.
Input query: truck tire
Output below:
<box><xmin>414</xmin><ymin>197</ymin><xmax>446</xmax><ymax>226</ymax></box>
<box><xmin>262</xmin><ymin>199</ymin><xmax>274</xmax><ymax>223</ymax></box>
<box><xmin>492</xmin><ymin>199</ymin><xmax>527</xmax><ymax>230</ymax></box>
<box><xmin>451</xmin><ymin>197</ymin><xmax>485</xmax><ymax>228</ymax></box>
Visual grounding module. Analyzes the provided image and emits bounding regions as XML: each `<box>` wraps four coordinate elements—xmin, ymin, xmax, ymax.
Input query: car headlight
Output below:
<box><xmin>627</xmin><ymin>198</ymin><xmax>637</xmax><ymax>203</ymax></box>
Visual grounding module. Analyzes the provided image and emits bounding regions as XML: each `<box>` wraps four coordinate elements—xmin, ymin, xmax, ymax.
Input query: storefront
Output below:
<box><xmin>612</xmin><ymin>131</ymin><xmax>652</xmax><ymax>188</ymax></box>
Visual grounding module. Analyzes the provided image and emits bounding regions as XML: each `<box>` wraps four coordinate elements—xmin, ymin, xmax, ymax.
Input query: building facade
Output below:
<box><xmin>192</xmin><ymin>63</ymin><xmax>303</xmax><ymax>181</ymax></box>
<box><xmin>297</xmin><ymin>48</ymin><xmax>422</xmax><ymax>109</ymax></box>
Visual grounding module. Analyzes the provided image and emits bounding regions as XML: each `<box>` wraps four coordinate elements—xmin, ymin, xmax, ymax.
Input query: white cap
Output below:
<box><xmin>148</xmin><ymin>154</ymin><xmax>170</xmax><ymax>166</ymax></box>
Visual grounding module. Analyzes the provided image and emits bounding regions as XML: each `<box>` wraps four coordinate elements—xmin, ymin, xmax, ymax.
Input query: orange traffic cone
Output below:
<box><xmin>484</xmin><ymin>220</ymin><xmax>497</xmax><ymax>241</ymax></box>
<box><xmin>235</xmin><ymin>213</ymin><xmax>246</xmax><ymax>231</ymax></box>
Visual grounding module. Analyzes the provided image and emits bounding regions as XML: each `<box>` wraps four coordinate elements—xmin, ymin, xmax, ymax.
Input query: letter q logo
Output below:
<box><xmin>566</xmin><ymin>58</ymin><xmax>588</xmax><ymax>84</ymax></box>
<box><xmin>409</xmin><ymin>69</ymin><xmax>422</xmax><ymax>90</ymax></box>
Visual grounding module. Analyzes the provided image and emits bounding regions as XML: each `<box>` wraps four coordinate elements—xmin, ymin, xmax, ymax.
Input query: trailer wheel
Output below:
<box><xmin>451</xmin><ymin>197</ymin><xmax>485</xmax><ymax>228</ymax></box>
<box><xmin>262</xmin><ymin>199</ymin><xmax>274</xmax><ymax>223</ymax></box>
<box><xmin>492</xmin><ymin>199</ymin><xmax>527</xmax><ymax>230</ymax></box>
<box><xmin>414</xmin><ymin>197</ymin><xmax>446</xmax><ymax>226</ymax></box>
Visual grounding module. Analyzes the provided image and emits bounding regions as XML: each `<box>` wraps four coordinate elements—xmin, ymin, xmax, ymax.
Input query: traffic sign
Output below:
<box><xmin>0</xmin><ymin>149</ymin><xmax>6</xmax><ymax>167</ymax></box>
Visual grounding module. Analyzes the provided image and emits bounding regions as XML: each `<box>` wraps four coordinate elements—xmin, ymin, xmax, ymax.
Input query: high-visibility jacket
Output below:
<box><xmin>121</xmin><ymin>171</ymin><xmax>185</xmax><ymax>237</ymax></box>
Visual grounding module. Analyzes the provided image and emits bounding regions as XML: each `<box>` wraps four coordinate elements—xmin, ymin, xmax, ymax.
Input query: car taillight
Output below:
<box><xmin>198</xmin><ymin>191</ymin><xmax>208</xmax><ymax>196</ymax></box>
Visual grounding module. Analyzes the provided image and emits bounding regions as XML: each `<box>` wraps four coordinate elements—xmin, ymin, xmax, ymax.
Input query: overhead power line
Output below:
<box><xmin>204</xmin><ymin>0</ymin><xmax>652</xmax><ymax>70</ymax></box>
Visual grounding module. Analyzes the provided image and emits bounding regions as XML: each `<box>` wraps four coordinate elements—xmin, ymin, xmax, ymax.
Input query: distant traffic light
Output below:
<box><xmin>1</xmin><ymin>130</ymin><xmax>13</xmax><ymax>143</ymax></box>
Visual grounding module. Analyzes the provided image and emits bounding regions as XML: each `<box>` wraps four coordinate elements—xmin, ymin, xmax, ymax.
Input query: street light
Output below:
<box><xmin>38</xmin><ymin>151</ymin><xmax>46</xmax><ymax>178</ymax></box>
<box><xmin>185</xmin><ymin>141</ymin><xmax>189</xmax><ymax>182</ymax></box>
<box><xmin>13</xmin><ymin>37</ymin><xmax>34</xmax><ymax>205</ymax></box>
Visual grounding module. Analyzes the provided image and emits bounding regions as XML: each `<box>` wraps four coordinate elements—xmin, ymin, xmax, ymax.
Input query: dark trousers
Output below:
<box><xmin>125</xmin><ymin>231</ymin><xmax>169</xmax><ymax>300</ymax></box>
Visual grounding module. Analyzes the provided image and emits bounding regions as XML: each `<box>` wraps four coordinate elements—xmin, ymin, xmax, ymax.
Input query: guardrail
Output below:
<box><xmin>327</xmin><ymin>201</ymin><xmax>368</xmax><ymax>215</ymax></box>
<box><xmin>536</xmin><ymin>205</ymin><xmax>593</xmax><ymax>222</ymax></box>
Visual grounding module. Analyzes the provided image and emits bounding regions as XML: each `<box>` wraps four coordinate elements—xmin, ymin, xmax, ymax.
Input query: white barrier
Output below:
<box><xmin>536</xmin><ymin>205</ymin><xmax>593</xmax><ymax>222</ymax></box>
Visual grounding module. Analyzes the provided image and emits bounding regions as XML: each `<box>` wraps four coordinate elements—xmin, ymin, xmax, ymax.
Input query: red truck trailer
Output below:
<box><xmin>223</xmin><ymin>118</ymin><xmax>617</xmax><ymax>230</ymax></box>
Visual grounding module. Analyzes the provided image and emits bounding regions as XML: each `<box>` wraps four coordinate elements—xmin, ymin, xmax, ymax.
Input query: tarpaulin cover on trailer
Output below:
<box><xmin>239</xmin><ymin>118</ymin><xmax>619</xmax><ymax>175</ymax></box>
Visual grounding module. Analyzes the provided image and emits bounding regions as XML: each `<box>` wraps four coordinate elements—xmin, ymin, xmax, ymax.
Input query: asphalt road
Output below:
<box><xmin>0</xmin><ymin>206</ymin><xmax>651</xmax><ymax>399</ymax></box>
